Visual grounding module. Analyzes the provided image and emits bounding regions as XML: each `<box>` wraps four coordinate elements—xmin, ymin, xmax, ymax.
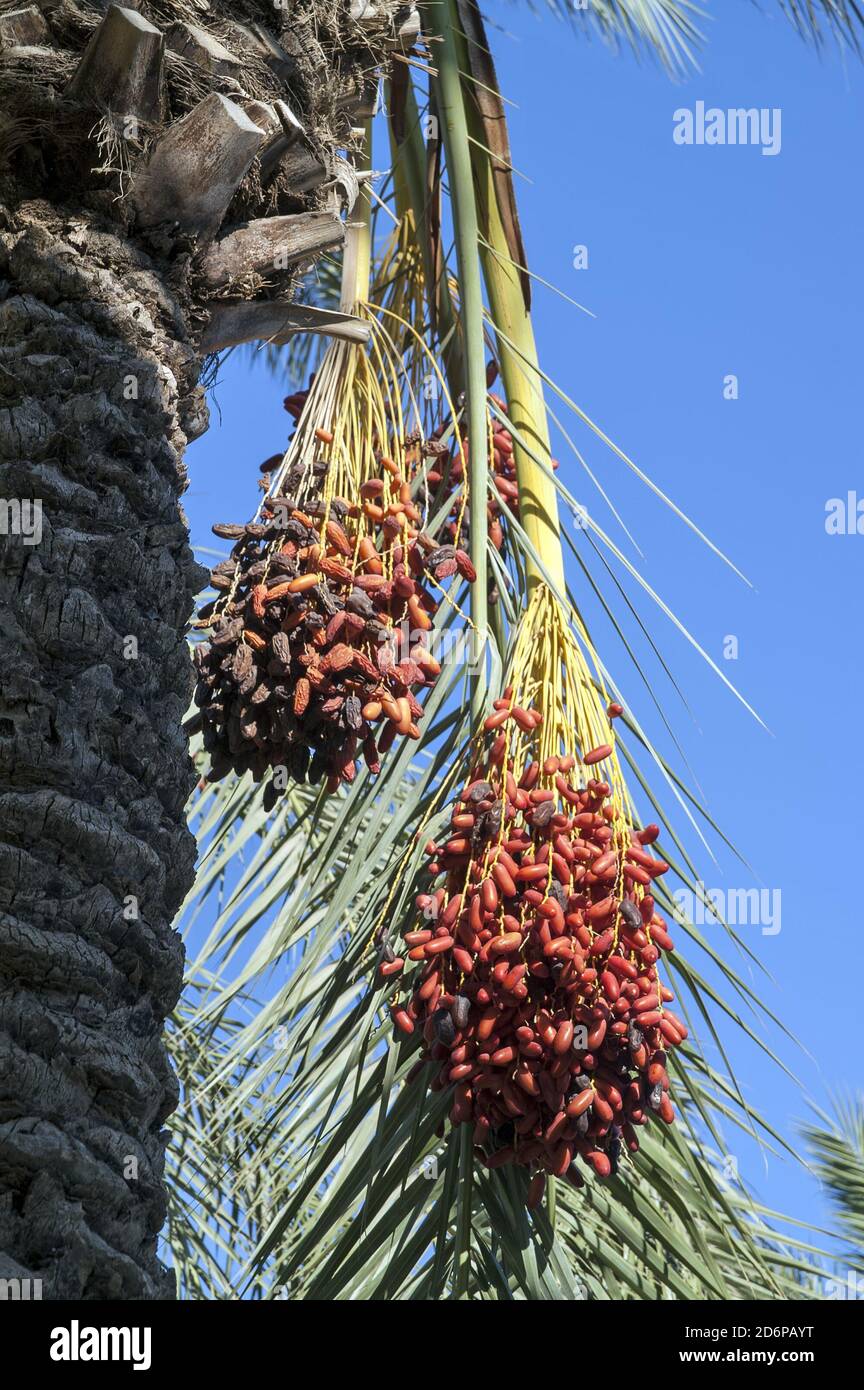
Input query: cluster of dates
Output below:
<box><xmin>385</xmin><ymin>695</ymin><xmax>684</xmax><ymax>1197</ymax></box>
<box><xmin>191</xmin><ymin>454</ymin><xmax>476</xmax><ymax>799</ymax></box>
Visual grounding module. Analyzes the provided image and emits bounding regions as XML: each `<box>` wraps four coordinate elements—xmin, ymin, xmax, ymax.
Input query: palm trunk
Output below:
<box><xmin>0</xmin><ymin>204</ymin><xmax>205</xmax><ymax>1301</ymax></box>
<box><xmin>0</xmin><ymin>0</ymin><xmax>409</xmax><ymax>1299</ymax></box>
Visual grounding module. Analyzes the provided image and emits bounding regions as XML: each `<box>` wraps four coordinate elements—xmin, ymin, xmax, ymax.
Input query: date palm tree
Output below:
<box><xmin>0</xmin><ymin>0</ymin><xmax>860</xmax><ymax>1305</ymax></box>
<box><xmin>0</xmin><ymin>0</ymin><xmax>411</xmax><ymax>1299</ymax></box>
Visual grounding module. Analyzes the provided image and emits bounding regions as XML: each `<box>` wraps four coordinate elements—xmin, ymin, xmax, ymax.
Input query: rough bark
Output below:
<box><xmin>0</xmin><ymin>0</ymin><xmax>409</xmax><ymax>1299</ymax></box>
<box><xmin>0</xmin><ymin>204</ymin><xmax>202</xmax><ymax>1300</ymax></box>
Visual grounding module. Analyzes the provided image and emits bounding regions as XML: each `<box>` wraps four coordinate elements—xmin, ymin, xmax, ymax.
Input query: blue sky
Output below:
<box><xmin>187</xmin><ymin>2</ymin><xmax>863</xmax><ymax>1251</ymax></box>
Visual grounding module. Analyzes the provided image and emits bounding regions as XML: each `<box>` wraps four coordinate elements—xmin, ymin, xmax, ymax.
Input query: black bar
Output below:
<box><xmin>3</xmin><ymin>1294</ymin><xmax>859</xmax><ymax>1374</ymax></box>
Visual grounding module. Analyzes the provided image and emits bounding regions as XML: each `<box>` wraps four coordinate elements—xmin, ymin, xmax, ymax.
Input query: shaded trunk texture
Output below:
<box><xmin>0</xmin><ymin>0</ymin><xmax>409</xmax><ymax>1298</ymax></box>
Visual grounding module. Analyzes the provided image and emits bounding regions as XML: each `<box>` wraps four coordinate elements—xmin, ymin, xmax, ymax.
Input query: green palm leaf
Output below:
<box><xmin>801</xmin><ymin>1098</ymin><xmax>864</xmax><ymax>1268</ymax></box>
<box><xmin>535</xmin><ymin>0</ymin><xmax>863</xmax><ymax>67</ymax></box>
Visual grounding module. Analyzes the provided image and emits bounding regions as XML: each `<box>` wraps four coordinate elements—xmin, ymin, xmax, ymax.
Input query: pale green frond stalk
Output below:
<box><xmin>432</xmin><ymin>3</ymin><xmax>491</xmax><ymax>725</ymax></box>
<box><xmin>449</xmin><ymin>2</ymin><xmax>566</xmax><ymax>595</ymax></box>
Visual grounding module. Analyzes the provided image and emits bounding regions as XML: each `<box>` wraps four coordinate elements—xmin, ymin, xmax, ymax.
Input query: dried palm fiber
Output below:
<box><xmin>384</xmin><ymin>585</ymin><xmax>682</xmax><ymax>1195</ymax></box>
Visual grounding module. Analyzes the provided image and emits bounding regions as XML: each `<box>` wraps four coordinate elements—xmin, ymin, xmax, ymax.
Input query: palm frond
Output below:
<box><xmin>773</xmin><ymin>0</ymin><xmax>864</xmax><ymax>48</ymax></box>
<box><xmin>542</xmin><ymin>0</ymin><xmax>704</xmax><ymax>72</ymax></box>
<box><xmin>165</xmin><ymin>741</ymin><xmax>830</xmax><ymax>1298</ymax></box>
<box><xmin>801</xmin><ymin>1097</ymin><xmax>864</xmax><ymax>1267</ymax></box>
<box><xmin>528</xmin><ymin>0</ymin><xmax>863</xmax><ymax>68</ymax></box>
